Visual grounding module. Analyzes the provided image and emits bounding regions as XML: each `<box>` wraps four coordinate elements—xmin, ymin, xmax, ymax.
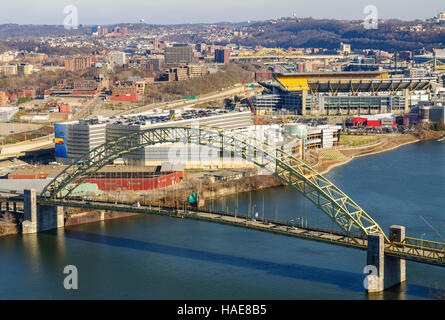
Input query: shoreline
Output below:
<box><xmin>0</xmin><ymin>132</ymin><xmax>443</xmax><ymax>237</ymax></box>
<box><xmin>318</xmin><ymin>136</ymin><xmax>422</xmax><ymax>175</ymax></box>
<box><xmin>313</xmin><ymin>130</ymin><xmax>444</xmax><ymax>176</ymax></box>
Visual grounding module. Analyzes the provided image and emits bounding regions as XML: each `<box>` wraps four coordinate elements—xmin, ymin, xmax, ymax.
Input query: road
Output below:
<box><xmin>35</xmin><ymin>198</ymin><xmax>445</xmax><ymax>267</ymax></box>
<box><xmin>0</xmin><ymin>134</ymin><xmax>54</xmax><ymax>160</ymax></box>
<box><xmin>113</xmin><ymin>83</ymin><xmax>260</xmax><ymax>116</ymax></box>
<box><xmin>75</xmin><ymin>96</ymin><xmax>102</xmax><ymax>120</ymax></box>
<box><xmin>0</xmin><ymin>84</ymin><xmax>258</xmax><ymax>161</ymax></box>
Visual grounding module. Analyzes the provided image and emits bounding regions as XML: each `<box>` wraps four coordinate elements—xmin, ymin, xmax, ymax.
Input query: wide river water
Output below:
<box><xmin>1</xmin><ymin>140</ymin><xmax>444</xmax><ymax>299</ymax></box>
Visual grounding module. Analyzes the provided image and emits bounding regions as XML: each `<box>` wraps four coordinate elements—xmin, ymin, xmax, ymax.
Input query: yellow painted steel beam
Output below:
<box><xmin>41</xmin><ymin>125</ymin><xmax>390</xmax><ymax>243</ymax></box>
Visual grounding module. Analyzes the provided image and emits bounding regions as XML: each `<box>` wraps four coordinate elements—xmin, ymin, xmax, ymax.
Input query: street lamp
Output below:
<box><xmin>421</xmin><ymin>233</ymin><xmax>426</xmax><ymax>252</ymax></box>
<box><xmin>295</xmin><ymin>216</ymin><xmax>304</xmax><ymax>227</ymax></box>
<box><xmin>251</xmin><ymin>204</ymin><xmax>256</xmax><ymax>221</ymax></box>
<box><xmin>288</xmin><ymin>217</ymin><xmax>304</xmax><ymax>230</ymax></box>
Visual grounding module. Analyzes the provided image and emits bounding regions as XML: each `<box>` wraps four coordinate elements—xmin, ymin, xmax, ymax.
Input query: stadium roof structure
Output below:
<box><xmin>271</xmin><ymin>72</ymin><xmax>436</xmax><ymax>94</ymax></box>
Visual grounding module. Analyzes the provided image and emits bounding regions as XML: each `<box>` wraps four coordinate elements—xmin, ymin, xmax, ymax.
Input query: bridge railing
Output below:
<box><xmin>385</xmin><ymin>237</ymin><xmax>445</xmax><ymax>265</ymax></box>
<box><xmin>40</xmin><ymin>125</ymin><xmax>389</xmax><ymax>242</ymax></box>
<box><xmin>404</xmin><ymin>237</ymin><xmax>445</xmax><ymax>252</ymax></box>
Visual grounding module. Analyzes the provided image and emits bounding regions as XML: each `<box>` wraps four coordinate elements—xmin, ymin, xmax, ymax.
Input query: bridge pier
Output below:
<box><xmin>385</xmin><ymin>225</ymin><xmax>406</xmax><ymax>288</ymax></box>
<box><xmin>22</xmin><ymin>189</ymin><xmax>64</xmax><ymax>234</ymax></box>
<box><xmin>365</xmin><ymin>226</ymin><xmax>406</xmax><ymax>293</ymax></box>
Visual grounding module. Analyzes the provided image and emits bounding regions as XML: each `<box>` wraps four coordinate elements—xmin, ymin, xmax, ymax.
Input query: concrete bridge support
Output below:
<box><xmin>385</xmin><ymin>225</ymin><xmax>406</xmax><ymax>288</ymax></box>
<box><xmin>365</xmin><ymin>225</ymin><xmax>406</xmax><ymax>293</ymax></box>
<box><xmin>22</xmin><ymin>189</ymin><xmax>64</xmax><ymax>234</ymax></box>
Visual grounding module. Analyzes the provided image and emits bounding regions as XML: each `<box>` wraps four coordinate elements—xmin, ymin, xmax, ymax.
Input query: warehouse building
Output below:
<box><xmin>353</xmin><ymin>113</ymin><xmax>396</xmax><ymax>128</ymax></box>
<box><xmin>55</xmin><ymin>109</ymin><xmax>253</xmax><ymax>165</ymax></box>
<box><xmin>7</xmin><ymin>163</ymin><xmax>184</xmax><ymax>192</ymax></box>
<box><xmin>55</xmin><ymin>108</ymin><xmax>344</xmax><ymax>169</ymax></box>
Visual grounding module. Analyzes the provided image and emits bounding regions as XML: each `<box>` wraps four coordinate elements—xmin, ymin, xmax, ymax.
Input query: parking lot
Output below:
<box><xmin>0</xmin><ymin>123</ymin><xmax>43</xmax><ymax>136</ymax></box>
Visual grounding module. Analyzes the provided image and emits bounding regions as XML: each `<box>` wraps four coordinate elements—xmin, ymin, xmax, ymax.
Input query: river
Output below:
<box><xmin>1</xmin><ymin>140</ymin><xmax>444</xmax><ymax>299</ymax></box>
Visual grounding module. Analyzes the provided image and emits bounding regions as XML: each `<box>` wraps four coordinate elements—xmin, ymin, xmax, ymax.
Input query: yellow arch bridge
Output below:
<box><xmin>37</xmin><ymin>125</ymin><xmax>445</xmax><ymax>269</ymax></box>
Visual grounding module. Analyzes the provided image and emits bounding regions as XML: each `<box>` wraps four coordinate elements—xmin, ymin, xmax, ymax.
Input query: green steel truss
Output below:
<box><xmin>41</xmin><ymin>125</ymin><xmax>389</xmax><ymax>242</ymax></box>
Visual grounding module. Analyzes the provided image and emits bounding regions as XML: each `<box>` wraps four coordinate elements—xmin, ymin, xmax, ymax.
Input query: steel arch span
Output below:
<box><xmin>41</xmin><ymin>125</ymin><xmax>389</xmax><ymax>242</ymax></box>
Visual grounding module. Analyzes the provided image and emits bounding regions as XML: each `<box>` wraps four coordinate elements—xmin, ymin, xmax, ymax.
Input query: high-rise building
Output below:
<box><xmin>17</xmin><ymin>63</ymin><xmax>33</xmax><ymax>76</ymax></box>
<box><xmin>112</xmin><ymin>52</ymin><xmax>126</xmax><ymax>66</ymax></box>
<box><xmin>187</xmin><ymin>65</ymin><xmax>207</xmax><ymax>78</ymax></box>
<box><xmin>165</xmin><ymin>44</ymin><xmax>193</xmax><ymax>65</ymax></box>
<box><xmin>166</xmin><ymin>67</ymin><xmax>189</xmax><ymax>81</ymax></box>
<box><xmin>66</xmin><ymin>119</ymin><xmax>107</xmax><ymax>162</ymax></box>
<box><xmin>64</xmin><ymin>56</ymin><xmax>92</xmax><ymax>72</ymax></box>
<box><xmin>153</xmin><ymin>38</ymin><xmax>159</xmax><ymax>50</ymax></box>
<box><xmin>148</xmin><ymin>57</ymin><xmax>163</xmax><ymax>71</ymax></box>
<box><xmin>215</xmin><ymin>48</ymin><xmax>230</xmax><ymax>63</ymax></box>
<box><xmin>0</xmin><ymin>64</ymin><xmax>18</xmax><ymax>76</ymax></box>
<box><xmin>255</xmin><ymin>70</ymin><xmax>273</xmax><ymax>82</ymax></box>
<box><xmin>340</xmin><ymin>42</ymin><xmax>351</xmax><ymax>54</ymax></box>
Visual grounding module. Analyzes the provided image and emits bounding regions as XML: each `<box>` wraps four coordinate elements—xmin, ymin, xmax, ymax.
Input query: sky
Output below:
<box><xmin>1</xmin><ymin>0</ymin><xmax>444</xmax><ymax>25</ymax></box>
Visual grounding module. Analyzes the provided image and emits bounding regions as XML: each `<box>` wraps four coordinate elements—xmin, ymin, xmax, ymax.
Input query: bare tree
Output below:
<box><xmin>0</xmin><ymin>212</ymin><xmax>15</xmax><ymax>224</ymax></box>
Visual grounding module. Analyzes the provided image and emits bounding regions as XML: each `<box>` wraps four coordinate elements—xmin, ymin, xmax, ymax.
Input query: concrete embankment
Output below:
<box><xmin>0</xmin><ymin>223</ymin><xmax>19</xmax><ymax>237</ymax></box>
<box><xmin>64</xmin><ymin>210</ymin><xmax>140</xmax><ymax>227</ymax></box>
<box><xmin>0</xmin><ymin>135</ymin><xmax>54</xmax><ymax>159</ymax></box>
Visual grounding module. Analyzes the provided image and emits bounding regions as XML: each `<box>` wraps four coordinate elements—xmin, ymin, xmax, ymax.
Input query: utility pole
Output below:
<box><xmin>262</xmin><ymin>193</ymin><xmax>264</xmax><ymax>220</ymax></box>
<box><xmin>434</xmin><ymin>51</ymin><xmax>437</xmax><ymax>73</ymax></box>
<box><xmin>275</xmin><ymin>202</ymin><xmax>277</xmax><ymax>222</ymax></box>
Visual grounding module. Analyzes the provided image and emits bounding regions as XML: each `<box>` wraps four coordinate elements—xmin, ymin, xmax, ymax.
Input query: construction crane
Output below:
<box><xmin>242</xmin><ymin>81</ymin><xmax>259</xmax><ymax>125</ymax></box>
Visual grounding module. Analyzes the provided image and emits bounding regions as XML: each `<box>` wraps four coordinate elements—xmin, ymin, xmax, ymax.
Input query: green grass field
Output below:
<box><xmin>339</xmin><ymin>135</ymin><xmax>383</xmax><ymax>147</ymax></box>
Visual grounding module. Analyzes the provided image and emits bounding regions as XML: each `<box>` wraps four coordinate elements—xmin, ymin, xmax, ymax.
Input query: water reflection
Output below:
<box><xmin>54</xmin><ymin>229</ymin><xmax>432</xmax><ymax>299</ymax></box>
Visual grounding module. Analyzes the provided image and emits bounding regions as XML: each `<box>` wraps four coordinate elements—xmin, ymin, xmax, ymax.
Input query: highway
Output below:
<box><xmin>114</xmin><ymin>83</ymin><xmax>260</xmax><ymax>116</ymax></box>
<box><xmin>0</xmin><ymin>134</ymin><xmax>54</xmax><ymax>160</ymax></box>
<box><xmin>0</xmin><ymin>84</ymin><xmax>259</xmax><ymax>161</ymax></box>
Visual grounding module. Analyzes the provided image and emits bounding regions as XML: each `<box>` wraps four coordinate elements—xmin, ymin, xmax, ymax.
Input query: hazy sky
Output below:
<box><xmin>1</xmin><ymin>0</ymin><xmax>444</xmax><ymax>25</ymax></box>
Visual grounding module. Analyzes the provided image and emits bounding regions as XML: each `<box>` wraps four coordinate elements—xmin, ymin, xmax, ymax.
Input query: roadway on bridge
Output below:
<box><xmin>37</xmin><ymin>198</ymin><xmax>445</xmax><ymax>268</ymax></box>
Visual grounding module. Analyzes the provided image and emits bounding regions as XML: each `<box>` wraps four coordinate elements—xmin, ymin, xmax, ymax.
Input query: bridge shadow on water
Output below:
<box><xmin>44</xmin><ymin>229</ymin><xmax>433</xmax><ymax>299</ymax></box>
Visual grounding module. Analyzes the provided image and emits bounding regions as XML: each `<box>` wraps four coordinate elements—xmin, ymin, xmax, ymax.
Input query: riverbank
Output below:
<box><xmin>0</xmin><ymin>222</ymin><xmax>18</xmax><ymax>237</ymax></box>
<box><xmin>1</xmin><ymin>132</ymin><xmax>443</xmax><ymax>238</ymax></box>
<box><xmin>312</xmin><ymin>132</ymin><xmax>443</xmax><ymax>175</ymax></box>
<box><xmin>65</xmin><ymin>210</ymin><xmax>140</xmax><ymax>227</ymax></box>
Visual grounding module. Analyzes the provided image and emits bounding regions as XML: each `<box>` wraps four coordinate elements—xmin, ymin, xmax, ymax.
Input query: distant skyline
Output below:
<box><xmin>1</xmin><ymin>0</ymin><xmax>444</xmax><ymax>25</ymax></box>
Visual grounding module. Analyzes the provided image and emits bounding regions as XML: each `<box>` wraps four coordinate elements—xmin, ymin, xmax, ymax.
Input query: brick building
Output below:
<box><xmin>64</xmin><ymin>56</ymin><xmax>92</xmax><ymax>72</ymax></box>
<box><xmin>215</xmin><ymin>48</ymin><xmax>230</xmax><ymax>63</ymax></box>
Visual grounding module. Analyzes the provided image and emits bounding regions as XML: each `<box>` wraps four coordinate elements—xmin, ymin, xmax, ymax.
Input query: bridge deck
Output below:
<box><xmin>34</xmin><ymin>199</ymin><xmax>445</xmax><ymax>268</ymax></box>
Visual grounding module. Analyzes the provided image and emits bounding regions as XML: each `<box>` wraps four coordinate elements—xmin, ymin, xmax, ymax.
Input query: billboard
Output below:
<box><xmin>54</xmin><ymin>123</ymin><xmax>68</xmax><ymax>159</ymax></box>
